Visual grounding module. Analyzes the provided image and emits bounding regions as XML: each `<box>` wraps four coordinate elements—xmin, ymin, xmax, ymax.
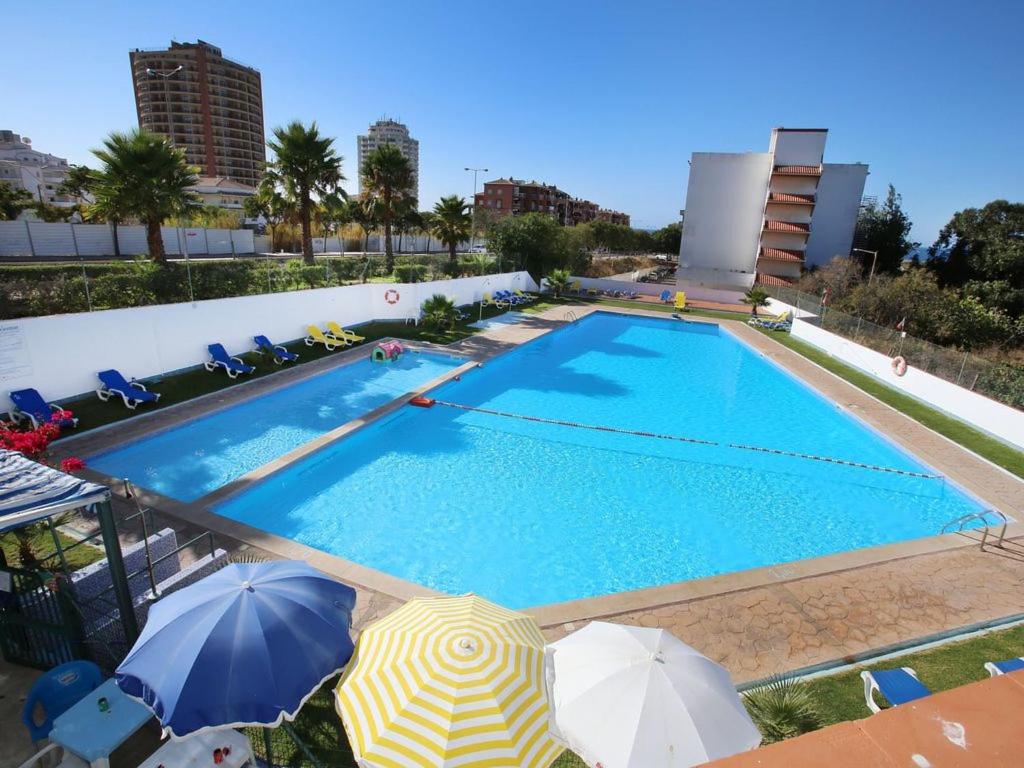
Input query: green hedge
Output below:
<box><xmin>0</xmin><ymin>255</ymin><xmax>481</xmax><ymax>319</ymax></box>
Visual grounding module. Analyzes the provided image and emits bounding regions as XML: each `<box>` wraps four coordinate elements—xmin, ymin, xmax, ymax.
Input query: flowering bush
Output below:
<box><xmin>0</xmin><ymin>410</ymin><xmax>84</xmax><ymax>469</ymax></box>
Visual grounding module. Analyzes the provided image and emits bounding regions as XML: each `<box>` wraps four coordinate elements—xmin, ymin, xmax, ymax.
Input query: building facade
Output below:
<box><xmin>474</xmin><ymin>178</ymin><xmax>629</xmax><ymax>227</ymax></box>
<box><xmin>676</xmin><ymin>128</ymin><xmax>868</xmax><ymax>289</ymax></box>
<box><xmin>129</xmin><ymin>40</ymin><xmax>266</xmax><ymax>188</ymax></box>
<box><xmin>357</xmin><ymin>119</ymin><xmax>419</xmax><ymax>200</ymax></box>
<box><xmin>0</xmin><ymin>130</ymin><xmax>80</xmax><ymax>209</ymax></box>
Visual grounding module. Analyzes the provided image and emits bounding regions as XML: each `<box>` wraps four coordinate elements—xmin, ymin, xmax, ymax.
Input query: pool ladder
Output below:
<box><xmin>564</xmin><ymin>310</ymin><xmax>579</xmax><ymax>323</ymax></box>
<box><xmin>941</xmin><ymin>509</ymin><xmax>1009</xmax><ymax>550</ymax></box>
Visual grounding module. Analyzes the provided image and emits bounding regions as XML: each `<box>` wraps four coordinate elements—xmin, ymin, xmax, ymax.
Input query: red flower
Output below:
<box><xmin>50</xmin><ymin>409</ymin><xmax>74</xmax><ymax>424</ymax></box>
<box><xmin>61</xmin><ymin>457</ymin><xmax>86</xmax><ymax>473</ymax></box>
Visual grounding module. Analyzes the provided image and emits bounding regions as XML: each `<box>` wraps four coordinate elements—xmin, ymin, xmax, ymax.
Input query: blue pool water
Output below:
<box><xmin>215</xmin><ymin>313</ymin><xmax>983</xmax><ymax>607</ymax></box>
<box><xmin>88</xmin><ymin>352</ymin><xmax>461</xmax><ymax>501</ymax></box>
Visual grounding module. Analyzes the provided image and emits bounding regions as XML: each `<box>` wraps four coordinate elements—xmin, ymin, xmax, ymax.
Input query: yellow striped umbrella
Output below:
<box><xmin>335</xmin><ymin>594</ymin><xmax>563</xmax><ymax>768</ymax></box>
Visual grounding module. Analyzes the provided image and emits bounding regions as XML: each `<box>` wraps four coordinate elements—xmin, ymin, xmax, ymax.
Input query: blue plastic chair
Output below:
<box><xmin>204</xmin><ymin>343</ymin><xmax>256</xmax><ymax>378</ymax></box>
<box><xmin>861</xmin><ymin>667</ymin><xmax>931</xmax><ymax>713</ymax></box>
<box><xmin>22</xmin><ymin>660</ymin><xmax>103</xmax><ymax>743</ymax></box>
<box><xmin>254</xmin><ymin>335</ymin><xmax>299</xmax><ymax>364</ymax></box>
<box><xmin>659</xmin><ymin>289</ymin><xmax>672</xmax><ymax>303</ymax></box>
<box><xmin>9</xmin><ymin>389</ymin><xmax>79</xmax><ymax>429</ymax></box>
<box><xmin>985</xmin><ymin>657</ymin><xmax>1024</xmax><ymax>676</ymax></box>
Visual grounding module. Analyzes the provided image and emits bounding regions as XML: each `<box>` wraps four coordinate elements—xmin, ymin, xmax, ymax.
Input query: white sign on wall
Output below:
<box><xmin>0</xmin><ymin>324</ymin><xmax>32</xmax><ymax>382</ymax></box>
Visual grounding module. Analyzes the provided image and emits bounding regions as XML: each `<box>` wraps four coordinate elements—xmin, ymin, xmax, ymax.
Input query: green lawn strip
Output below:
<box><xmin>54</xmin><ymin>306</ymin><xmax>517</xmax><ymax>435</ymax></box>
<box><xmin>0</xmin><ymin>525</ymin><xmax>104</xmax><ymax>571</ymax></box>
<box><xmin>753</xmin><ymin>329</ymin><xmax>1024</xmax><ymax>478</ymax></box>
<box><xmin>798</xmin><ymin>623</ymin><xmax>1024</xmax><ymax>726</ymax></box>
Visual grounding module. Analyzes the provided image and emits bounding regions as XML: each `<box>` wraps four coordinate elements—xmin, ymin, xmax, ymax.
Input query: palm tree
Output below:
<box><xmin>318</xmin><ymin>192</ymin><xmax>351</xmax><ymax>254</ymax></box>
<box><xmin>347</xmin><ymin>196</ymin><xmax>379</xmax><ymax>258</ymax></box>
<box><xmin>89</xmin><ymin>130</ymin><xmax>199</xmax><ymax>263</ymax></box>
<box><xmin>742</xmin><ymin>676</ymin><xmax>822</xmax><ymax>743</ymax></box>
<box><xmin>244</xmin><ymin>181</ymin><xmax>295</xmax><ymax>253</ymax></box>
<box><xmin>429</xmin><ymin>195</ymin><xmax>472</xmax><ymax>275</ymax></box>
<box><xmin>420</xmin><ymin>294</ymin><xmax>458</xmax><ymax>332</ymax></box>
<box><xmin>393</xmin><ymin>199</ymin><xmax>421</xmax><ymax>255</ymax></box>
<box><xmin>266</xmin><ymin>121</ymin><xmax>344</xmax><ymax>265</ymax></box>
<box><xmin>546</xmin><ymin>268</ymin><xmax>571</xmax><ymax>297</ymax></box>
<box><xmin>742</xmin><ymin>286</ymin><xmax>771</xmax><ymax>318</ymax></box>
<box><xmin>360</xmin><ymin>143</ymin><xmax>414</xmax><ymax>272</ymax></box>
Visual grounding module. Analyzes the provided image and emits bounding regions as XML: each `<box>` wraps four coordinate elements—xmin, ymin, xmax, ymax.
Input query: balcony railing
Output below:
<box><xmin>763</xmin><ymin>220</ymin><xmax>811</xmax><ymax>234</ymax></box>
<box><xmin>772</xmin><ymin>165</ymin><xmax>822</xmax><ymax>176</ymax></box>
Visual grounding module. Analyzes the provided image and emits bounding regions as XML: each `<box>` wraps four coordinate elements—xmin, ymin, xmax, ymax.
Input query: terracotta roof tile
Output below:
<box><xmin>759</xmin><ymin>247</ymin><xmax>805</xmax><ymax>263</ymax></box>
<box><xmin>773</xmin><ymin>165</ymin><xmax>822</xmax><ymax>176</ymax></box>
<box><xmin>768</xmin><ymin>192</ymin><xmax>816</xmax><ymax>204</ymax></box>
<box><xmin>764</xmin><ymin>220</ymin><xmax>810</xmax><ymax>234</ymax></box>
<box><xmin>755</xmin><ymin>272</ymin><xmax>795</xmax><ymax>287</ymax></box>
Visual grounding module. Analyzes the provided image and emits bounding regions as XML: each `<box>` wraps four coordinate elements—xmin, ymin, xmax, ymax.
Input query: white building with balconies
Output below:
<box><xmin>0</xmin><ymin>130</ymin><xmax>80</xmax><ymax>210</ymax></box>
<box><xmin>357</xmin><ymin>119</ymin><xmax>419</xmax><ymax>201</ymax></box>
<box><xmin>676</xmin><ymin>128</ymin><xmax>868</xmax><ymax>290</ymax></box>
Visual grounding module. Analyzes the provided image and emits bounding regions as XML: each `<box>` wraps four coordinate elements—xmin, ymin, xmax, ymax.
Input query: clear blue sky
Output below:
<box><xmin>7</xmin><ymin>0</ymin><xmax>1022</xmax><ymax>243</ymax></box>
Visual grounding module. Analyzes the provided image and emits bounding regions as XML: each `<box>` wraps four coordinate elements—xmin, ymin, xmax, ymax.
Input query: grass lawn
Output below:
<box><xmin>0</xmin><ymin>524</ymin><xmax>104</xmax><ymax>571</ymax></box>
<box><xmin>53</xmin><ymin>304</ymin><xmax>515</xmax><ymax>435</ymax></box>
<box><xmin>798</xmin><ymin>622</ymin><xmax>1024</xmax><ymax>725</ymax></box>
<box><xmin>253</xmin><ymin>624</ymin><xmax>1024</xmax><ymax>767</ymax></box>
<box><xmin>752</xmin><ymin>328</ymin><xmax>1024</xmax><ymax>479</ymax></box>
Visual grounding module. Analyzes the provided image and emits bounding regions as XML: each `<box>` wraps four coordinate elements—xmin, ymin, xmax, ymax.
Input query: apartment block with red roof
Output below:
<box><xmin>676</xmin><ymin>128</ymin><xmax>868</xmax><ymax>290</ymax></box>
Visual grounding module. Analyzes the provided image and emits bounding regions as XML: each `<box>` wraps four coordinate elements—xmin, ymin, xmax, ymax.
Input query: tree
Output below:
<box><xmin>244</xmin><ymin>181</ymin><xmax>295</xmax><ymax>252</ymax></box>
<box><xmin>929</xmin><ymin>199</ymin><xmax>1024</xmax><ymax>317</ymax></box>
<box><xmin>852</xmin><ymin>184</ymin><xmax>917</xmax><ymax>276</ymax></box>
<box><xmin>347</xmin><ymin>196</ymin><xmax>379</xmax><ymax>258</ymax></box>
<box><xmin>89</xmin><ymin>129</ymin><xmax>199</xmax><ymax>263</ymax></box>
<box><xmin>57</xmin><ymin>164</ymin><xmax>94</xmax><ymax>202</ymax></box>
<box><xmin>546</xmin><ymin>268</ymin><xmax>571</xmax><ymax>297</ymax></box>
<box><xmin>266</xmin><ymin>121</ymin><xmax>344</xmax><ymax>265</ymax></box>
<box><xmin>652</xmin><ymin>222</ymin><xmax>682</xmax><ymax>255</ymax></box>
<box><xmin>317</xmin><ymin>192</ymin><xmax>351</xmax><ymax>253</ymax></box>
<box><xmin>393</xmin><ymin>198</ymin><xmax>421</xmax><ymax>255</ymax></box>
<box><xmin>360</xmin><ymin>143</ymin><xmax>414</xmax><ymax>272</ymax></box>
<box><xmin>487</xmin><ymin>213</ymin><xmax>569</xmax><ymax>282</ymax></box>
<box><xmin>429</xmin><ymin>195</ymin><xmax>472</xmax><ymax>274</ymax></box>
<box><xmin>0</xmin><ymin>181</ymin><xmax>33</xmax><ymax>220</ymax></box>
<box><xmin>420</xmin><ymin>294</ymin><xmax>458</xmax><ymax>331</ymax></box>
<box><xmin>741</xmin><ymin>286</ymin><xmax>771</xmax><ymax>316</ymax></box>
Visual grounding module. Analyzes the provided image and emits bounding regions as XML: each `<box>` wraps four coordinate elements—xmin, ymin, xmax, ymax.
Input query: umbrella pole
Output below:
<box><xmin>96</xmin><ymin>498</ymin><xmax>140</xmax><ymax>644</ymax></box>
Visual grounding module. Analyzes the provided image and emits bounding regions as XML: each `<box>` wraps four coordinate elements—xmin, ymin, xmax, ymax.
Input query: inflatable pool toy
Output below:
<box><xmin>372</xmin><ymin>341</ymin><xmax>404</xmax><ymax>363</ymax></box>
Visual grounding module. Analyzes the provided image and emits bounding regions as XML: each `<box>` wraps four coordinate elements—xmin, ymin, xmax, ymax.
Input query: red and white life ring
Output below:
<box><xmin>384</xmin><ymin>289</ymin><xmax>400</xmax><ymax>305</ymax></box>
<box><xmin>891</xmin><ymin>356</ymin><xmax>908</xmax><ymax>377</ymax></box>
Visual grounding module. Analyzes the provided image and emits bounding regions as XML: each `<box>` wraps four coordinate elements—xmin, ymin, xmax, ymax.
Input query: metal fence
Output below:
<box><xmin>766</xmin><ymin>286</ymin><xmax>1023</xmax><ymax>409</ymax></box>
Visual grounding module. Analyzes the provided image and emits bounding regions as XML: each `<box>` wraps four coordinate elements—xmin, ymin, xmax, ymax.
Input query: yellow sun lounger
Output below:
<box><xmin>325</xmin><ymin>322</ymin><xmax>366</xmax><ymax>344</ymax></box>
<box><xmin>304</xmin><ymin>325</ymin><xmax>346</xmax><ymax>350</ymax></box>
<box><xmin>674</xmin><ymin>291</ymin><xmax>687</xmax><ymax>311</ymax></box>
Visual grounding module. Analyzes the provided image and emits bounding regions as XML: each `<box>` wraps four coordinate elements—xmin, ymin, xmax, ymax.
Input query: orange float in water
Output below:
<box><xmin>409</xmin><ymin>396</ymin><xmax>435</xmax><ymax>408</ymax></box>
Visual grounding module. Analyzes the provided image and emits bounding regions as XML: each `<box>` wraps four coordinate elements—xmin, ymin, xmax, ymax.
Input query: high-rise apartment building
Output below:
<box><xmin>474</xmin><ymin>178</ymin><xmax>629</xmax><ymax>227</ymax></box>
<box><xmin>0</xmin><ymin>130</ymin><xmax>80</xmax><ymax>209</ymax></box>
<box><xmin>357</xmin><ymin>119</ymin><xmax>419</xmax><ymax>200</ymax></box>
<box><xmin>677</xmin><ymin>128</ymin><xmax>868</xmax><ymax>289</ymax></box>
<box><xmin>129</xmin><ymin>40</ymin><xmax>266</xmax><ymax>188</ymax></box>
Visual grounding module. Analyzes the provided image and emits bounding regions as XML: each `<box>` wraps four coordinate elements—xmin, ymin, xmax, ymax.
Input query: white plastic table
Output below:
<box><xmin>136</xmin><ymin>730</ymin><xmax>254</xmax><ymax>768</ymax></box>
<box><xmin>49</xmin><ymin>679</ymin><xmax>153</xmax><ymax>768</ymax></box>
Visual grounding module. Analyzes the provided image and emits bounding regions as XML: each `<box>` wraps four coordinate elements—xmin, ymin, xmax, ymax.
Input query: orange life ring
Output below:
<box><xmin>891</xmin><ymin>356</ymin><xmax>908</xmax><ymax>377</ymax></box>
<box><xmin>385</xmin><ymin>289</ymin><xmax>400</xmax><ymax>305</ymax></box>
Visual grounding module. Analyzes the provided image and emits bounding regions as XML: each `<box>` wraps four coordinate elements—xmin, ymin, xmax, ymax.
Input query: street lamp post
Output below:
<box><xmin>852</xmin><ymin>248</ymin><xmax>879</xmax><ymax>284</ymax></box>
<box><xmin>146</xmin><ymin>66</ymin><xmax>184</xmax><ymax>150</ymax></box>
<box><xmin>464</xmin><ymin>167</ymin><xmax>488</xmax><ymax>253</ymax></box>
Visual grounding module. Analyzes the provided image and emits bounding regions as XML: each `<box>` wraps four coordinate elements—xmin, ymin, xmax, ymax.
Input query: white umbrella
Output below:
<box><xmin>544</xmin><ymin>622</ymin><xmax>761</xmax><ymax>768</ymax></box>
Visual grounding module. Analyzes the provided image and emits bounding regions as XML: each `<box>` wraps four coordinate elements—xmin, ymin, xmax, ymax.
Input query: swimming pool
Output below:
<box><xmin>215</xmin><ymin>312</ymin><xmax>983</xmax><ymax>608</ymax></box>
<box><xmin>88</xmin><ymin>352</ymin><xmax>462</xmax><ymax>501</ymax></box>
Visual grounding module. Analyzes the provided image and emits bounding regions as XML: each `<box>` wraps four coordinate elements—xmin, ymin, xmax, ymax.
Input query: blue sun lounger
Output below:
<box><xmin>254</xmin><ymin>335</ymin><xmax>298</xmax><ymax>364</ymax></box>
<box><xmin>861</xmin><ymin>667</ymin><xmax>931</xmax><ymax>713</ymax></box>
<box><xmin>985</xmin><ymin>657</ymin><xmax>1024</xmax><ymax>676</ymax></box>
<box><xmin>204</xmin><ymin>343</ymin><xmax>255</xmax><ymax>378</ymax></box>
<box><xmin>96</xmin><ymin>370</ymin><xmax>161</xmax><ymax>410</ymax></box>
<box><xmin>8</xmin><ymin>389</ymin><xmax>78</xmax><ymax>429</ymax></box>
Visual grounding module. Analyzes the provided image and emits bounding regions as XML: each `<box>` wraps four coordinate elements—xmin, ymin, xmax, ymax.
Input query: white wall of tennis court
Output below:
<box><xmin>0</xmin><ymin>272</ymin><xmax>536</xmax><ymax>404</ymax></box>
<box><xmin>0</xmin><ymin>221</ymin><xmax>255</xmax><ymax>258</ymax></box>
<box><xmin>762</xmin><ymin>303</ymin><xmax>1024</xmax><ymax>451</ymax></box>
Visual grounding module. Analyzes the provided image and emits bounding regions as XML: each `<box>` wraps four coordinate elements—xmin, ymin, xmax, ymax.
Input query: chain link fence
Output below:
<box><xmin>765</xmin><ymin>286</ymin><xmax>1023</xmax><ymax>409</ymax></box>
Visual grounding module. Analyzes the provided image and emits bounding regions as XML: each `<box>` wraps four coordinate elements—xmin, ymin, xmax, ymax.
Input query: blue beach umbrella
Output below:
<box><xmin>116</xmin><ymin>560</ymin><xmax>356</xmax><ymax>738</ymax></box>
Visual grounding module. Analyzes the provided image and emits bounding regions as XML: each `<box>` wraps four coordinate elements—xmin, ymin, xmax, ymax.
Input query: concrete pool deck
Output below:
<box><xmin>57</xmin><ymin>302</ymin><xmax>1024</xmax><ymax>686</ymax></box>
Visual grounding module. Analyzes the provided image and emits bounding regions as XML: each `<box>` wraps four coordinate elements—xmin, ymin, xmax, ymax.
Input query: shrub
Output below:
<box><xmin>742</xmin><ymin>676</ymin><xmax>823</xmax><ymax>743</ymax></box>
<box><xmin>393</xmin><ymin>264</ymin><xmax>429</xmax><ymax>283</ymax></box>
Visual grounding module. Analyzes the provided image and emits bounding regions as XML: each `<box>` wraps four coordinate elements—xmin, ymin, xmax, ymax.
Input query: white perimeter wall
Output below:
<box><xmin>779</xmin><ymin>312</ymin><xmax>1024</xmax><ymax>450</ymax></box>
<box><xmin>804</xmin><ymin>163</ymin><xmax>868</xmax><ymax>268</ymax></box>
<box><xmin>677</xmin><ymin>152</ymin><xmax>772</xmax><ymax>287</ymax></box>
<box><xmin>0</xmin><ymin>272</ymin><xmax>536</xmax><ymax>404</ymax></box>
<box><xmin>0</xmin><ymin>221</ymin><xmax>255</xmax><ymax>258</ymax></box>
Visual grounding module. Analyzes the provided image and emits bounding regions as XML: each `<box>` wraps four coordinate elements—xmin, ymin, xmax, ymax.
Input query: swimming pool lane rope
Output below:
<box><xmin>424</xmin><ymin>399</ymin><xmax>943</xmax><ymax>480</ymax></box>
